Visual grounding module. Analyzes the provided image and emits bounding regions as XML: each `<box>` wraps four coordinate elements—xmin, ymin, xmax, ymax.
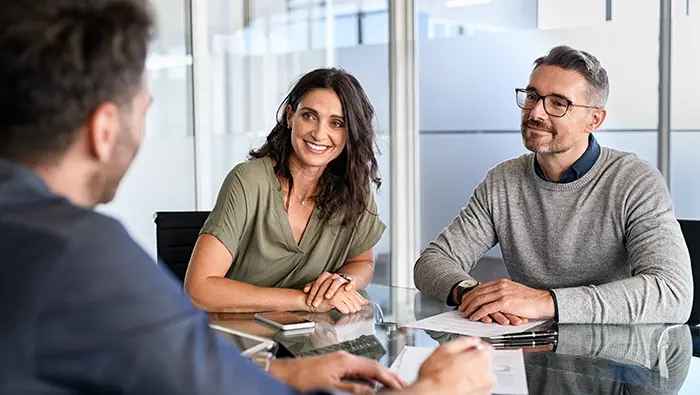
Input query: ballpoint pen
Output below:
<box><xmin>490</xmin><ymin>339</ymin><xmax>557</xmax><ymax>348</ymax></box>
<box><xmin>489</xmin><ymin>330</ymin><xmax>558</xmax><ymax>341</ymax></box>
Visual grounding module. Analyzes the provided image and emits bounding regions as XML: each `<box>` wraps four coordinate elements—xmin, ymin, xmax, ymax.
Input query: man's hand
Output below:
<box><xmin>452</xmin><ymin>282</ymin><xmax>527</xmax><ymax>325</ymax></box>
<box><xmin>475</xmin><ymin>313</ymin><xmax>529</xmax><ymax>326</ymax></box>
<box><xmin>306</xmin><ymin>288</ymin><xmax>368</xmax><ymax>315</ymax></box>
<box><xmin>304</xmin><ymin>271</ymin><xmax>355</xmax><ymax>307</ymax></box>
<box><xmin>458</xmin><ymin>278</ymin><xmax>554</xmax><ymax>322</ymax></box>
<box><xmin>407</xmin><ymin>337</ymin><xmax>495</xmax><ymax>395</ymax></box>
<box><xmin>269</xmin><ymin>351</ymin><xmax>405</xmax><ymax>394</ymax></box>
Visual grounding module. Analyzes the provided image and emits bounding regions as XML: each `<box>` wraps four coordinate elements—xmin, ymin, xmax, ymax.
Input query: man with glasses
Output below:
<box><xmin>414</xmin><ymin>45</ymin><xmax>692</xmax><ymax>325</ymax></box>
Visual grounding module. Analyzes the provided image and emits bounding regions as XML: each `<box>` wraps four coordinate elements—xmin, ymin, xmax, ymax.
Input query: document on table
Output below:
<box><xmin>390</xmin><ymin>346</ymin><xmax>529</xmax><ymax>395</ymax></box>
<box><xmin>405</xmin><ymin>310</ymin><xmax>547</xmax><ymax>337</ymax></box>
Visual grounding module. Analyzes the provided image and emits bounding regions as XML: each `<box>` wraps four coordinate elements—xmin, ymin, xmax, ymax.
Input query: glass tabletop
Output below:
<box><xmin>209</xmin><ymin>284</ymin><xmax>700</xmax><ymax>394</ymax></box>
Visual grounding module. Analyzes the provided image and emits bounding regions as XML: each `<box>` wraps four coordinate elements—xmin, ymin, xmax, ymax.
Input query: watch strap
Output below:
<box><xmin>455</xmin><ymin>282</ymin><xmax>479</xmax><ymax>305</ymax></box>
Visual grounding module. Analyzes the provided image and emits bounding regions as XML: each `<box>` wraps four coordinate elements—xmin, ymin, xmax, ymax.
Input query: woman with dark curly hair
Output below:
<box><xmin>184</xmin><ymin>68</ymin><xmax>385</xmax><ymax>314</ymax></box>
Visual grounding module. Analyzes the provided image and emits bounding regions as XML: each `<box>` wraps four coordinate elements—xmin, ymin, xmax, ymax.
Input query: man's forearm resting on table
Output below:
<box><xmin>414</xmin><ymin>251</ymin><xmax>475</xmax><ymax>305</ymax></box>
<box><xmin>551</xmin><ymin>274</ymin><xmax>692</xmax><ymax>324</ymax></box>
<box><xmin>187</xmin><ymin>277</ymin><xmax>309</xmax><ymax>313</ymax></box>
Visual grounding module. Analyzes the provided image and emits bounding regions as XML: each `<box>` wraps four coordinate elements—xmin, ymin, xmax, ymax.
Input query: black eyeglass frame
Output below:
<box><xmin>515</xmin><ymin>88</ymin><xmax>601</xmax><ymax>118</ymax></box>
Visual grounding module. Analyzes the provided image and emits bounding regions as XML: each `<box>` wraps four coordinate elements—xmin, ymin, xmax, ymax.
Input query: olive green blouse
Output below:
<box><xmin>200</xmin><ymin>156</ymin><xmax>386</xmax><ymax>290</ymax></box>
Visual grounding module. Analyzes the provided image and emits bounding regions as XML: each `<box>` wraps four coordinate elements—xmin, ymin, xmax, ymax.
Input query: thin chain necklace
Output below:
<box><xmin>289</xmin><ymin>188</ymin><xmax>314</xmax><ymax>205</ymax></box>
<box><xmin>279</xmin><ymin>176</ymin><xmax>314</xmax><ymax>205</ymax></box>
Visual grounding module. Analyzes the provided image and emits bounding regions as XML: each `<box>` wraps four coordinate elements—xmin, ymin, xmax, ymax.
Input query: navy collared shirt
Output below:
<box><xmin>0</xmin><ymin>159</ymin><xmax>314</xmax><ymax>395</ymax></box>
<box><xmin>534</xmin><ymin>134</ymin><xmax>601</xmax><ymax>183</ymax></box>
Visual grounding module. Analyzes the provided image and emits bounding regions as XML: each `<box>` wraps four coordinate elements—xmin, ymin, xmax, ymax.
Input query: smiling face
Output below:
<box><xmin>287</xmin><ymin>88</ymin><xmax>347</xmax><ymax>170</ymax></box>
<box><xmin>521</xmin><ymin>65</ymin><xmax>601</xmax><ymax>156</ymax></box>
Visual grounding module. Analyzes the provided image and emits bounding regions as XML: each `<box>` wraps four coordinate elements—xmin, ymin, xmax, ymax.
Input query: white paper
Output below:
<box><xmin>389</xmin><ymin>348</ymin><xmax>405</xmax><ymax>374</ymax></box>
<box><xmin>390</xmin><ymin>347</ymin><xmax>434</xmax><ymax>384</ymax></box>
<box><xmin>492</xmin><ymin>349</ymin><xmax>529</xmax><ymax>394</ymax></box>
<box><xmin>390</xmin><ymin>346</ymin><xmax>529</xmax><ymax>395</ymax></box>
<box><xmin>406</xmin><ymin>310</ymin><xmax>547</xmax><ymax>337</ymax></box>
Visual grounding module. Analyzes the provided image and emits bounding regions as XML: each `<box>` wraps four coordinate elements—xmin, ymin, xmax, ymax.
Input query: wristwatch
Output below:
<box><xmin>337</xmin><ymin>273</ymin><xmax>353</xmax><ymax>283</ymax></box>
<box><xmin>454</xmin><ymin>279</ymin><xmax>480</xmax><ymax>305</ymax></box>
<box><xmin>250</xmin><ymin>351</ymin><xmax>275</xmax><ymax>372</ymax></box>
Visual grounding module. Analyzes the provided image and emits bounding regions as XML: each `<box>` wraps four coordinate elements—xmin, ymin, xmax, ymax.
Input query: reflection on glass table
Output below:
<box><xmin>209</xmin><ymin>284</ymin><xmax>699</xmax><ymax>394</ymax></box>
<box><xmin>275</xmin><ymin>308</ymin><xmax>386</xmax><ymax>360</ymax></box>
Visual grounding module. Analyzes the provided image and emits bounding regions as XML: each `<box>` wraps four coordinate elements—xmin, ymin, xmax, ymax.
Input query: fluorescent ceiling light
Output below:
<box><xmin>445</xmin><ymin>0</ymin><xmax>492</xmax><ymax>8</ymax></box>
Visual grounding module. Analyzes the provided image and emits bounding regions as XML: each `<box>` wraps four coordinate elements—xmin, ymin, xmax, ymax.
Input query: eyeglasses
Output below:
<box><xmin>515</xmin><ymin>88</ymin><xmax>600</xmax><ymax>118</ymax></box>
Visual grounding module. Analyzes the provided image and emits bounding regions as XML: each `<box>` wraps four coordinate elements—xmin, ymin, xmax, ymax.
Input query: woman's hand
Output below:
<box><xmin>303</xmin><ymin>271</ymin><xmax>355</xmax><ymax>308</ymax></box>
<box><xmin>308</xmin><ymin>288</ymin><xmax>368</xmax><ymax>315</ymax></box>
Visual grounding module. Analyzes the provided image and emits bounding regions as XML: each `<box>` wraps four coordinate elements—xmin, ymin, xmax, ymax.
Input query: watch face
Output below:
<box><xmin>459</xmin><ymin>279</ymin><xmax>479</xmax><ymax>289</ymax></box>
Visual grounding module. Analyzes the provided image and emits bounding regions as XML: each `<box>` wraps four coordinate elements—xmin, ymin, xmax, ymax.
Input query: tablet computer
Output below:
<box><xmin>210</xmin><ymin>324</ymin><xmax>277</xmax><ymax>357</ymax></box>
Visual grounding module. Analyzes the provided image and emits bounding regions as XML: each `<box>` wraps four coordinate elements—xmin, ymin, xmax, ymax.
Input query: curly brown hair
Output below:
<box><xmin>250</xmin><ymin>67</ymin><xmax>381</xmax><ymax>226</ymax></box>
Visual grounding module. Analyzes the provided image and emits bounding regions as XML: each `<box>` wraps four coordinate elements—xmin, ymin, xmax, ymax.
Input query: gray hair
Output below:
<box><xmin>533</xmin><ymin>45</ymin><xmax>610</xmax><ymax>107</ymax></box>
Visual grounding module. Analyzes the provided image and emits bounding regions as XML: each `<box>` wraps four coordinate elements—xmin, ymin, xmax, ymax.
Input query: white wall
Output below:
<box><xmin>421</xmin><ymin>0</ymin><xmax>537</xmax><ymax>32</ymax></box>
<box><xmin>670</xmin><ymin>11</ymin><xmax>700</xmax><ymax>221</ymax></box>
<box><xmin>538</xmin><ymin>0</ymin><xmax>606</xmax><ymax>29</ymax></box>
<box><xmin>671</xmin><ymin>13</ymin><xmax>700</xmax><ymax>130</ymax></box>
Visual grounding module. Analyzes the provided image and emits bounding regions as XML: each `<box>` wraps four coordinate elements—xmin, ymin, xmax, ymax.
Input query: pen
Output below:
<box><xmin>490</xmin><ymin>339</ymin><xmax>557</xmax><ymax>348</ymax></box>
<box><xmin>488</xmin><ymin>330</ymin><xmax>557</xmax><ymax>340</ymax></box>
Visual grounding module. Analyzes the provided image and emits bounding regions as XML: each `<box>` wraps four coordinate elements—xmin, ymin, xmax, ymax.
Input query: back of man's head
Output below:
<box><xmin>0</xmin><ymin>0</ymin><xmax>154</xmax><ymax>166</ymax></box>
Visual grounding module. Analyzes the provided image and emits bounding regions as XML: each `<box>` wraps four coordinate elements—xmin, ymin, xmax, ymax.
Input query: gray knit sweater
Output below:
<box><xmin>414</xmin><ymin>147</ymin><xmax>693</xmax><ymax>324</ymax></box>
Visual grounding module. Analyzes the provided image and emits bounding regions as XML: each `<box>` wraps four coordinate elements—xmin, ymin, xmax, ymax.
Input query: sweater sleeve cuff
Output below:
<box><xmin>548</xmin><ymin>289</ymin><xmax>559</xmax><ymax>322</ymax></box>
<box><xmin>447</xmin><ymin>281</ymin><xmax>463</xmax><ymax>306</ymax></box>
<box><xmin>431</xmin><ymin>271</ymin><xmax>472</xmax><ymax>306</ymax></box>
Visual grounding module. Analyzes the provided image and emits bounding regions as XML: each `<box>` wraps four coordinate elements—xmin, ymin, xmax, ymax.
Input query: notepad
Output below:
<box><xmin>390</xmin><ymin>346</ymin><xmax>529</xmax><ymax>394</ymax></box>
<box><xmin>405</xmin><ymin>310</ymin><xmax>547</xmax><ymax>337</ymax></box>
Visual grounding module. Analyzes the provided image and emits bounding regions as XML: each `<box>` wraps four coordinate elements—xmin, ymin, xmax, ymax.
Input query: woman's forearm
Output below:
<box><xmin>186</xmin><ymin>277</ymin><xmax>309</xmax><ymax>313</ymax></box>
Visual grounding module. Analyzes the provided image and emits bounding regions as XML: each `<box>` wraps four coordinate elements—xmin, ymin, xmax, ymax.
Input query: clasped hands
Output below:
<box><xmin>457</xmin><ymin>278</ymin><xmax>555</xmax><ymax>325</ymax></box>
<box><xmin>302</xmin><ymin>271</ymin><xmax>368</xmax><ymax>314</ymax></box>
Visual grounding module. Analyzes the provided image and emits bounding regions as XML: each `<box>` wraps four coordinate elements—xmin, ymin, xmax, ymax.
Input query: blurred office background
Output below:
<box><xmin>98</xmin><ymin>0</ymin><xmax>700</xmax><ymax>288</ymax></box>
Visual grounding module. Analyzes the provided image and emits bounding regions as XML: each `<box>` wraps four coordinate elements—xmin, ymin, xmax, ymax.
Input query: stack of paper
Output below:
<box><xmin>390</xmin><ymin>346</ymin><xmax>529</xmax><ymax>395</ymax></box>
<box><xmin>406</xmin><ymin>310</ymin><xmax>547</xmax><ymax>337</ymax></box>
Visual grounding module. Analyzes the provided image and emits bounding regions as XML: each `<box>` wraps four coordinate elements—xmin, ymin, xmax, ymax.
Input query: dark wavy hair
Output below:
<box><xmin>249</xmin><ymin>67</ymin><xmax>381</xmax><ymax>226</ymax></box>
<box><xmin>0</xmin><ymin>0</ymin><xmax>153</xmax><ymax>164</ymax></box>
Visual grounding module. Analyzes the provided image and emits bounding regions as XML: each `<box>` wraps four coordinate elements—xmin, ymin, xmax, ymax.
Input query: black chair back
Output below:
<box><xmin>679</xmin><ymin>219</ymin><xmax>700</xmax><ymax>325</ymax></box>
<box><xmin>154</xmin><ymin>211</ymin><xmax>210</xmax><ymax>282</ymax></box>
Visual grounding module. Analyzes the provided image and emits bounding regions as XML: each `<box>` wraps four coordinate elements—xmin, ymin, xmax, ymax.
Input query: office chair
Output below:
<box><xmin>678</xmin><ymin>219</ymin><xmax>699</xmax><ymax>325</ymax></box>
<box><xmin>154</xmin><ymin>211</ymin><xmax>210</xmax><ymax>282</ymax></box>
